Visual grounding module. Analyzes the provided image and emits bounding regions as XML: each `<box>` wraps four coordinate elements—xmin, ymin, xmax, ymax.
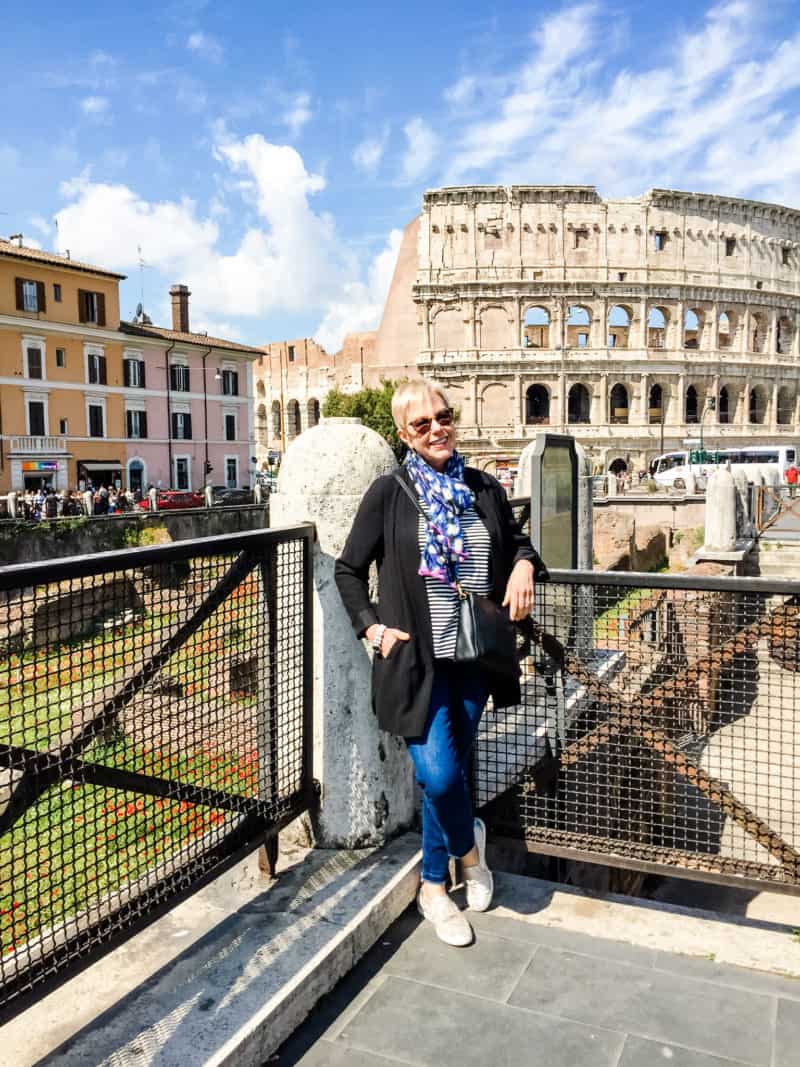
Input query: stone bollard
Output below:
<box><xmin>270</xmin><ymin>417</ymin><xmax>415</xmax><ymax>848</ymax></box>
<box><xmin>704</xmin><ymin>467</ymin><xmax>737</xmax><ymax>551</ymax></box>
<box><xmin>6</xmin><ymin>490</ymin><xmax>17</xmax><ymax>519</ymax></box>
<box><xmin>148</xmin><ymin>485</ymin><xmax>158</xmax><ymax>513</ymax></box>
<box><xmin>204</xmin><ymin>483</ymin><xmax>213</xmax><ymax>509</ymax></box>
<box><xmin>253</xmin><ymin>482</ymin><xmax>263</xmax><ymax>506</ymax></box>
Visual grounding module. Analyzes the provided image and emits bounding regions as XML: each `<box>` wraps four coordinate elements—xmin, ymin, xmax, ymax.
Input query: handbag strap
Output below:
<box><xmin>393</xmin><ymin>472</ymin><xmax>466</xmax><ymax>595</ymax></box>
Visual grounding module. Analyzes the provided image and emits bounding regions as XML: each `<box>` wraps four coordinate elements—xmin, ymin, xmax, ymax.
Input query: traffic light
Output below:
<box><xmin>204</xmin><ymin>461</ymin><xmax>213</xmax><ymax>474</ymax></box>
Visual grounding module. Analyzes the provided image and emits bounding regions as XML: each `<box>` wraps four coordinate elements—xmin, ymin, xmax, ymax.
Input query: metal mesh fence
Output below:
<box><xmin>0</xmin><ymin>527</ymin><xmax>313</xmax><ymax>1012</ymax></box>
<box><xmin>474</xmin><ymin>567</ymin><xmax>800</xmax><ymax>893</ymax></box>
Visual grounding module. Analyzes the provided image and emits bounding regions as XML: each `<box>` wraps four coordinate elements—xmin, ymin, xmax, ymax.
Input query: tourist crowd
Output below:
<box><xmin>3</xmin><ymin>485</ymin><xmax>144</xmax><ymax>521</ymax></box>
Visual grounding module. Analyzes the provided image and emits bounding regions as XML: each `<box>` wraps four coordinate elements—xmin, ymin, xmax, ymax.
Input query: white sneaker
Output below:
<box><xmin>463</xmin><ymin>817</ymin><xmax>494</xmax><ymax>912</ymax></box>
<box><xmin>417</xmin><ymin>886</ymin><xmax>473</xmax><ymax>947</ymax></box>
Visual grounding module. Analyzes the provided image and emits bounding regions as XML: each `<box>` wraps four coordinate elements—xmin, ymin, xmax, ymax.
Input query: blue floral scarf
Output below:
<box><xmin>404</xmin><ymin>448</ymin><xmax>474</xmax><ymax>586</ymax></box>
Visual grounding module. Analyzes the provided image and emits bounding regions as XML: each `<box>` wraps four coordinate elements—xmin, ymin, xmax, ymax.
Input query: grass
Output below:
<box><xmin>593</xmin><ymin>586</ymin><xmax>651</xmax><ymax>641</ymax></box>
<box><xmin>0</xmin><ymin>570</ymin><xmax>267</xmax><ymax>957</ymax></box>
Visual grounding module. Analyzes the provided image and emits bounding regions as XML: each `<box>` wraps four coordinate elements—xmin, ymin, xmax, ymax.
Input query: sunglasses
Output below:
<box><xmin>408</xmin><ymin>408</ymin><xmax>454</xmax><ymax>435</ymax></box>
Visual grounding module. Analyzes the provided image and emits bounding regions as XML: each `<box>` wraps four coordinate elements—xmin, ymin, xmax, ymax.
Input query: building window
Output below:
<box><xmin>174</xmin><ymin>457</ymin><xmax>190</xmax><ymax>490</ymax></box>
<box><xmin>88</xmin><ymin>404</ymin><xmax>105</xmax><ymax>438</ymax></box>
<box><xmin>78</xmin><ymin>289</ymin><xmax>106</xmax><ymax>326</ymax></box>
<box><xmin>221</xmin><ymin>368</ymin><xmax>239</xmax><ymax>395</ymax></box>
<box><xmin>53</xmin><ymin>283</ymin><xmax>62</xmax><ymax>302</ymax></box>
<box><xmin>56</xmin><ymin>347</ymin><xmax>65</xmax><ymax>367</ymax></box>
<box><xmin>24</xmin><ymin>281</ymin><xmax>39</xmax><ymax>311</ymax></box>
<box><xmin>288</xmin><ymin>345</ymin><xmax>295</xmax><ymax>362</ymax></box>
<box><xmin>224</xmin><ymin>413</ymin><xmax>237</xmax><ymax>441</ymax></box>
<box><xmin>725</xmin><ymin>237</ymin><xmax>736</xmax><ymax>257</ymax></box>
<box><xmin>225</xmin><ymin>457</ymin><xmax>238</xmax><ymax>488</ymax></box>
<box><xmin>573</xmin><ymin>227</ymin><xmax>589</xmax><ymax>249</ymax></box>
<box><xmin>607</xmin><ymin>334</ymin><xmax>617</xmax><ymax>348</ymax></box>
<box><xmin>26</xmin><ymin>346</ymin><xmax>43</xmax><ymax>379</ymax></box>
<box><xmin>87</xmin><ymin>352</ymin><xmax>107</xmax><ymax>384</ymax></box>
<box><xmin>617</xmin><ymin>272</ymin><xmax>627</xmax><ymax>282</ymax></box>
<box><xmin>169</xmin><ymin>363</ymin><xmax>190</xmax><ymax>391</ymax></box>
<box><xmin>15</xmin><ymin>277</ymin><xmax>45</xmax><ymax>313</ymax></box>
<box><xmin>654</xmin><ymin>231</ymin><xmax>668</xmax><ymax>252</ymax></box>
<box><xmin>577</xmin><ymin>332</ymin><xmax>588</xmax><ymax>348</ymax></box>
<box><xmin>124</xmin><ymin>358</ymin><xmax>146</xmax><ymax>387</ymax></box>
<box><xmin>172</xmin><ymin>411</ymin><xmax>192</xmax><ymax>439</ymax></box>
<box><xmin>126</xmin><ymin>409</ymin><xmax>148</xmax><ymax>439</ymax></box>
<box><xmin>128</xmin><ymin>459</ymin><xmax>145</xmax><ymax>493</ymax></box>
<box><xmin>28</xmin><ymin>401</ymin><xmax>46</xmax><ymax>436</ymax></box>
<box><xmin>783</xmin><ymin>247</ymin><xmax>791</xmax><ymax>267</ymax></box>
<box><xmin>59</xmin><ymin>418</ymin><xmax>68</xmax><ymax>435</ymax></box>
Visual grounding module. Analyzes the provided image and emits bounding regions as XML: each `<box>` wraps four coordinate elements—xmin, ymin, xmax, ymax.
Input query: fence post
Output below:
<box><xmin>270</xmin><ymin>417</ymin><xmax>416</xmax><ymax>848</ymax></box>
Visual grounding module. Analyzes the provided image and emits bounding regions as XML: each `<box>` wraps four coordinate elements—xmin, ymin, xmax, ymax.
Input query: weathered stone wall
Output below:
<box><xmin>0</xmin><ymin>504</ymin><xmax>268</xmax><ymax>566</ymax></box>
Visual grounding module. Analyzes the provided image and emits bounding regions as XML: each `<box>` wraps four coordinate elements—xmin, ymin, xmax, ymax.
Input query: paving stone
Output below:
<box><xmin>382</xmin><ymin>919</ymin><xmax>535</xmax><ymax>1002</ymax></box>
<box><xmin>654</xmin><ymin>950</ymin><xmax>800</xmax><ymax>1001</ymax></box>
<box><xmin>508</xmin><ymin>946</ymin><xmax>773</xmax><ymax>1066</ymax></box>
<box><xmin>338</xmin><ymin>974</ymin><xmax>625</xmax><ymax>1067</ymax></box>
<box><xmin>618</xmin><ymin>1035</ymin><xmax>757</xmax><ymax>1066</ymax></box>
<box><xmin>774</xmin><ymin>998</ymin><xmax>800</xmax><ymax>1067</ymax></box>
<box><xmin>290</xmin><ymin>1038</ymin><xmax>411</xmax><ymax>1066</ymax></box>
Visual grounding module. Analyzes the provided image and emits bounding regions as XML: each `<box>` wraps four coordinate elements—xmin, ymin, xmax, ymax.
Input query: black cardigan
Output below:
<box><xmin>334</xmin><ymin>466</ymin><xmax>547</xmax><ymax>738</ymax></box>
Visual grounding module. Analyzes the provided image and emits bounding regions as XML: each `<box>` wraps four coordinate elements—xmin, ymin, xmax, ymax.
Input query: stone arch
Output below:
<box><xmin>271</xmin><ymin>400</ymin><xmax>281</xmax><ymax>438</ymax></box>
<box><xmin>287</xmin><ymin>399</ymin><xmax>301</xmax><ymax>438</ymax></box>
<box><xmin>609</xmin><ymin>457</ymin><xmax>628</xmax><ymax>475</ymax></box>
<box><xmin>307</xmin><ymin>398</ymin><xmax>320</xmax><ymax>427</ymax></box>
<box><xmin>777</xmin><ymin>315</ymin><xmax>794</xmax><ymax>355</ymax></box>
<box><xmin>256</xmin><ymin>403</ymin><xmax>268</xmax><ymax>445</ymax></box>
<box><xmin>684</xmin><ymin>308</ymin><xmax>705</xmax><ymax>349</ymax></box>
<box><xmin>432</xmin><ymin>305</ymin><xmax>464</xmax><ymax>349</ymax></box>
<box><xmin>609</xmin><ymin>382</ymin><xmax>629</xmax><ymax>423</ymax></box>
<box><xmin>568</xmin><ymin>383</ymin><xmax>591</xmax><ymax>424</ymax></box>
<box><xmin>718</xmin><ymin>384</ymin><xmax>732</xmax><ymax>424</ymax></box>
<box><xmin>481</xmin><ymin>381</ymin><xmax>509</xmax><ymax>425</ymax></box>
<box><xmin>685</xmin><ymin>384</ymin><xmax>700</xmax><ymax>424</ymax></box>
<box><xmin>607</xmin><ymin>305</ymin><xmax>632</xmax><ymax>349</ymax></box>
<box><xmin>567</xmin><ymin>304</ymin><xmax>592</xmax><ymax>348</ymax></box>
<box><xmin>478</xmin><ymin>305</ymin><xmax>512</xmax><ymax>350</ymax></box>
<box><xmin>751</xmin><ymin>312</ymin><xmax>768</xmax><ymax>353</ymax></box>
<box><xmin>525</xmin><ymin>384</ymin><xmax>550</xmax><ymax>424</ymax></box>
<box><xmin>522</xmin><ymin>305</ymin><xmax>550</xmax><ymax>348</ymax></box>
<box><xmin>256</xmin><ymin>379</ymin><xmax>266</xmax><ymax>400</ymax></box>
<box><xmin>749</xmin><ymin>385</ymin><xmax>767</xmax><ymax>424</ymax></box>
<box><xmin>777</xmin><ymin>386</ymin><xmax>794</xmax><ymax>425</ymax></box>
<box><xmin>647</xmin><ymin>307</ymin><xmax>669</xmax><ymax>349</ymax></box>
<box><xmin>718</xmin><ymin>309</ymin><xmax>736</xmax><ymax>349</ymax></box>
<box><xmin>648</xmin><ymin>383</ymin><xmax>664</xmax><ymax>424</ymax></box>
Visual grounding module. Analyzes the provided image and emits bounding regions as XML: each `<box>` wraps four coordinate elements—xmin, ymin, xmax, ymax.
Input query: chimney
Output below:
<box><xmin>169</xmin><ymin>284</ymin><xmax>191</xmax><ymax>333</ymax></box>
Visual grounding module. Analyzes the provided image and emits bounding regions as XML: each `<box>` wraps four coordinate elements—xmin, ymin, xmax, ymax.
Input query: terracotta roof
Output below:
<box><xmin>0</xmin><ymin>239</ymin><xmax>126</xmax><ymax>279</ymax></box>
<box><xmin>120</xmin><ymin>321</ymin><xmax>264</xmax><ymax>356</ymax></box>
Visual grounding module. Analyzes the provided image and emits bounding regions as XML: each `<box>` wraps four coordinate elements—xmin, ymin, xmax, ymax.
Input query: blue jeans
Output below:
<box><xmin>406</xmin><ymin>662</ymin><xmax>489</xmax><ymax>884</ymax></box>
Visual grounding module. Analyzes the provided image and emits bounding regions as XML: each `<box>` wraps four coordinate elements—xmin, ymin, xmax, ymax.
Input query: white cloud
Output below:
<box><xmin>54</xmin><ymin>131</ymin><xmax>395</xmax><ymax>349</ymax></box>
<box><xmin>353</xmin><ymin>125</ymin><xmax>389</xmax><ymax>173</ymax></box>
<box><xmin>281</xmin><ymin>92</ymin><xmax>313</xmax><ymax>136</ymax></box>
<box><xmin>443</xmin><ymin>76</ymin><xmax>478</xmax><ymax>106</ymax></box>
<box><xmin>80</xmin><ymin>95</ymin><xmax>110</xmax><ymax>117</ymax></box>
<box><xmin>399</xmin><ymin>117</ymin><xmax>438</xmax><ymax>183</ymax></box>
<box><xmin>186</xmin><ymin>31</ymin><xmax>223</xmax><ymax>63</ymax></box>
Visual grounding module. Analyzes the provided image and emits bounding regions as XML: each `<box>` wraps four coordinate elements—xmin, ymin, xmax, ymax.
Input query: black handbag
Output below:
<box><xmin>393</xmin><ymin>473</ymin><xmax>519</xmax><ymax>680</ymax></box>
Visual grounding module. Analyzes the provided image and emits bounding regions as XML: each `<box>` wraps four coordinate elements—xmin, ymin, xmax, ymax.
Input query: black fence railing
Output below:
<box><xmin>0</xmin><ymin>527</ymin><xmax>314</xmax><ymax>1014</ymax></box>
<box><xmin>474</xmin><ymin>567</ymin><xmax>800</xmax><ymax>895</ymax></box>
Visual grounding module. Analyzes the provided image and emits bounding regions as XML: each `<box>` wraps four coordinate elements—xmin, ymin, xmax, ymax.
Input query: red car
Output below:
<box><xmin>137</xmin><ymin>490</ymin><xmax>205</xmax><ymax>511</ymax></box>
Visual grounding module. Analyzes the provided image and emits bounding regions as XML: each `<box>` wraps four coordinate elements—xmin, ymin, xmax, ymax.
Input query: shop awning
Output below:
<box><xmin>78</xmin><ymin>461</ymin><xmax>123</xmax><ymax>471</ymax></box>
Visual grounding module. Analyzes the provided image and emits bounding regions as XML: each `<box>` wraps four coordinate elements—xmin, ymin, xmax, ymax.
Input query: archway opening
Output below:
<box><xmin>128</xmin><ymin>460</ymin><xmax>144</xmax><ymax>494</ymax></box>
<box><xmin>568</xmin><ymin>383</ymin><xmax>591</xmax><ymax>424</ymax></box>
<box><xmin>685</xmin><ymin>385</ymin><xmax>699</xmax><ymax>424</ymax></box>
<box><xmin>256</xmin><ymin>380</ymin><xmax>266</xmax><ymax>400</ymax></box>
<box><xmin>719</xmin><ymin>386</ymin><xmax>731</xmax><ymax>424</ymax></box>
<box><xmin>609</xmin><ymin>458</ymin><xmax>628</xmax><ymax>475</ymax></box>
<box><xmin>647</xmin><ymin>307</ymin><xmax>667</xmax><ymax>349</ymax></box>
<box><xmin>777</xmin><ymin>387</ymin><xmax>794</xmax><ymax>425</ymax></box>
<box><xmin>778</xmin><ymin>315</ymin><xmax>794</xmax><ymax>355</ymax></box>
<box><xmin>684</xmin><ymin>309</ymin><xmax>703</xmax><ymax>349</ymax></box>
<box><xmin>607</xmin><ymin>306</ymin><xmax>631</xmax><ymax>349</ymax></box>
<box><xmin>719</xmin><ymin>311</ymin><xmax>733</xmax><ymax>349</ymax></box>
<box><xmin>523</xmin><ymin>306</ymin><xmax>550</xmax><ymax>349</ymax></box>
<box><xmin>567</xmin><ymin>305</ymin><xmax>591</xmax><ymax>349</ymax></box>
<box><xmin>525</xmin><ymin>384</ymin><xmax>550</xmax><ymax>424</ymax></box>
<box><xmin>307</xmin><ymin>398</ymin><xmax>320</xmax><ymax>427</ymax></box>
<box><xmin>751</xmin><ymin>313</ymin><xmax>767</xmax><ymax>353</ymax></box>
<box><xmin>609</xmin><ymin>383</ymin><xmax>629</xmax><ymax>423</ymax></box>
<box><xmin>271</xmin><ymin>400</ymin><xmax>281</xmax><ymax>438</ymax></box>
<box><xmin>749</xmin><ymin>386</ymin><xmax>767</xmax><ymax>424</ymax></box>
<box><xmin>256</xmin><ymin>403</ymin><xmax>267</xmax><ymax>445</ymax></box>
<box><xmin>648</xmin><ymin>383</ymin><xmax>663</xmax><ymax>424</ymax></box>
<box><xmin>287</xmin><ymin>399</ymin><xmax>301</xmax><ymax>438</ymax></box>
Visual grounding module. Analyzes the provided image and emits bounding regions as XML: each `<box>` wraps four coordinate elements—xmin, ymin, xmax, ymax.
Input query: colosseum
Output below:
<box><xmin>255</xmin><ymin>186</ymin><xmax>800</xmax><ymax>477</ymax></box>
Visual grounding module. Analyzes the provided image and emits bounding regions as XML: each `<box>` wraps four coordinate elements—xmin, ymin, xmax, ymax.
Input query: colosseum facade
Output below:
<box><xmin>414</xmin><ymin>186</ymin><xmax>800</xmax><ymax>475</ymax></box>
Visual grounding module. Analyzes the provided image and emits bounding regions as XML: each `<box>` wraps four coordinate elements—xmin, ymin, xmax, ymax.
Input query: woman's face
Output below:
<box><xmin>398</xmin><ymin>389</ymin><xmax>456</xmax><ymax>471</ymax></box>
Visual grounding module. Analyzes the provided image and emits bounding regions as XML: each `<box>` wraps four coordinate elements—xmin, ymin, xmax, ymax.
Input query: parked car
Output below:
<box><xmin>210</xmin><ymin>486</ymin><xmax>254</xmax><ymax>506</ymax></box>
<box><xmin>137</xmin><ymin>490</ymin><xmax>205</xmax><ymax>511</ymax></box>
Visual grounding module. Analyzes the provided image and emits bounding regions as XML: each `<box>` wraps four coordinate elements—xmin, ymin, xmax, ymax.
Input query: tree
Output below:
<box><xmin>323</xmin><ymin>380</ymin><xmax>406</xmax><ymax>459</ymax></box>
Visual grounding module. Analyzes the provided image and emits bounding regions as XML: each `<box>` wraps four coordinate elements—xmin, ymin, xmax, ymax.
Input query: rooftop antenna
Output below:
<box><xmin>137</xmin><ymin>244</ymin><xmax>146</xmax><ymax>307</ymax></box>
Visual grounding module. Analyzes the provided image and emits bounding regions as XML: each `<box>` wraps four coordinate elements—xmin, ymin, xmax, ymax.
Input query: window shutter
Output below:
<box><xmin>232</xmin><ymin>372</ymin><xmax>239</xmax><ymax>396</ymax></box>
<box><xmin>140</xmin><ymin>411</ymin><xmax>148</xmax><ymax>439</ymax></box>
<box><xmin>36</xmin><ymin>281</ymin><xmax>46</xmax><ymax>312</ymax></box>
<box><xmin>77</xmin><ymin>290</ymin><xmax>87</xmax><ymax>323</ymax></box>
<box><xmin>171</xmin><ymin>412</ymin><xmax>178</xmax><ymax>438</ymax></box>
<box><xmin>96</xmin><ymin>292</ymin><xmax>106</xmax><ymax>327</ymax></box>
<box><xmin>123</xmin><ymin>360</ymin><xmax>130</xmax><ymax>387</ymax></box>
<box><xmin>15</xmin><ymin>278</ymin><xmax>24</xmax><ymax>311</ymax></box>
<box><xmin>99</xmin><ymin>356</ymin><xmax>107</xmax><ymax>385</ymax></box>
<box><xmin>139</xmin><ymin>361</ymin><xmax>146</xmax><ymax>388</ymax></box>
<box><xmin>184</xmin><ymin>413</ymin><xmax>192</xmax><ymax>439</ymax></box>
<box><xmin>183</xmin><ymin>367</ymin><xmax>190</xmax><ymax>392</ymax></box>
<box><xmin>126</xmin><ymin>410</ymin><xmax>132</xmax><ymax>438</ymax></box>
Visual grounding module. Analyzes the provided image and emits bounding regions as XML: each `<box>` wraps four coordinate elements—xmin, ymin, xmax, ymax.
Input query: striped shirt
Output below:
<box><xmin>417</xmin><ymin>503</ymin><xmax>492</xmax><ymax>659</ymax></box>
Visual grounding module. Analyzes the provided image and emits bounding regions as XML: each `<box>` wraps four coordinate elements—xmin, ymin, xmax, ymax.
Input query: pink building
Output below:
<box><xmin>119</xmin><ymin>286</ymin><xmax>261</xmax><ymax>492</ymax></box>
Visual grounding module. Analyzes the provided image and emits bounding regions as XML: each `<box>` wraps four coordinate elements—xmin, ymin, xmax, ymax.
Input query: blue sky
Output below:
<box><xmin>2</xmin><ymin>0</ymin><xmax>800</xmax><ymax>350</ymax></box>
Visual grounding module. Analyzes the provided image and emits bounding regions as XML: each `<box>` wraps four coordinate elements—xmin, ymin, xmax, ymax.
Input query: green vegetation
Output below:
<box><xmin>323</xmin><ymin>379</ymin><xmax>406</xmax><ymax>459</ymax></box>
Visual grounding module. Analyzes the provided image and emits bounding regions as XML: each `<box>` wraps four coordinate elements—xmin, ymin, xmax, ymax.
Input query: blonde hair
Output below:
<box><xmin>391</xmin><ymin>378</ymin><xmax>450</xmax><ymax>430</ymax></box>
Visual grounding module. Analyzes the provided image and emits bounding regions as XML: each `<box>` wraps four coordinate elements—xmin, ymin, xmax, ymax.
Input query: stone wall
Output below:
<box><xmin>0</xmin><ymin>504</ymin><xmax>268</xmax><ymax>566</ymax></box>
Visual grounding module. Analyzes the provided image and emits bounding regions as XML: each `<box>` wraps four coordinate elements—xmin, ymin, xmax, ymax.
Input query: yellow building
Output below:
<box><xmin>0</xmin><ymin>238</ymin><xmax>127</xmax><ymax>492</ymax></box>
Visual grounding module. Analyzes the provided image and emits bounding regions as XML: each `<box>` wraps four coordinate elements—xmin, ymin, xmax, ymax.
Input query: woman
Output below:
<box><xmin>335</xmin><ymin>379</ymin><xmax>546</xmax><ymax>947</ymax></box>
